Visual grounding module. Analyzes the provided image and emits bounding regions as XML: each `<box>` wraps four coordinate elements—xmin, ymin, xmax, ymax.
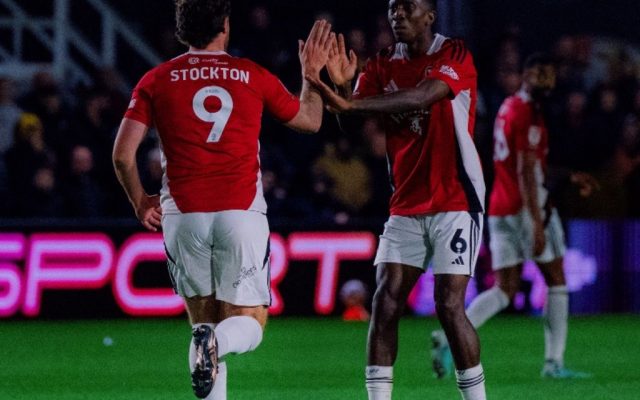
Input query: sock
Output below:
<box><xmin>365</xmin><ymin>365</ymin><xmax>393</xmax><ymax>400</ymax></box>
<box><xmin>544</xmin><ymin>285</ymin><xmax>568</xmax><ymax>366</ymax></box>
<box><xmin>215</xmin><ymin>316</ymin><xmax>263</xmax><ymax>358</ymax></box>
<box><xmin>456</xmin><ymin>364</ymin><xmax>486</xmax><ymax>400</ymax></box>
<box><xmin>189</xmin><ymin>324</ymin><xmax>227</xmax><ymax>399</ymax></box>
<box><xmin>466</xmin><ymin>286</ymin><xmax>510</xmax><ymax>328</ymax></box>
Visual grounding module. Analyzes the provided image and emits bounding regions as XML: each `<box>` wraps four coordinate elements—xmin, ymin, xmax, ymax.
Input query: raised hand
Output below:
<box><xmin>327</xmin><ymin>33</ymin><xmax>358</xmax><ymax>87</ymax></box>
<box><xmin>299</xmin><ymin>20</ymin><xmax>333</xmax><ymax>81</ymax></box>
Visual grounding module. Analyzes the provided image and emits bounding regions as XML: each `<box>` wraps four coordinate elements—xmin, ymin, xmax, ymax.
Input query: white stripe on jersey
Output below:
<box><xmin>452</xmin><ymin>89</ymin><xmax>486</xmax><ymax>211</ymax></box>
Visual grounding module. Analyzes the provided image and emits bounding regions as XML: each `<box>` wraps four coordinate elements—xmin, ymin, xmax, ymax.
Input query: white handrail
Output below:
<box><xmin>0</xmin><ymin>0</ymin><xmax>161</xmax><ymax>89</ymax></box>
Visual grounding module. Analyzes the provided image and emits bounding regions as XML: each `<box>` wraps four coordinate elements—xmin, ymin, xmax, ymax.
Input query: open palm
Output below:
<box><xmin>327</xmin><ymin>33</ymin><xmax>358</xmax><ymax>86</ymax></box>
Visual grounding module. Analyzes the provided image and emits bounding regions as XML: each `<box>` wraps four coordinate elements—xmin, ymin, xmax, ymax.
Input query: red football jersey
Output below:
<box><xmin>353</xmin><ymin>34</ymin><xmax>484</xmax><ymax>216</ymax></box>
<box><xmin>489</xmin><ymin>90</ymin><xmax>549</xmax><ymax>216</ymax></box>
<box><xmin>124</xmin><ymin>50</ymin><xmax>300</xmax><ymax>214</ymax></box>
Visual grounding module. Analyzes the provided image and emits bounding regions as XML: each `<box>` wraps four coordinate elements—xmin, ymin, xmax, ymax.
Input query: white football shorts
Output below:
<box><xmin>162</xmin><ymin>210</ymin><xmax>271</xmax><ymax>306</ymax></box>
<box><xmin>488</xmin><ymin>207</ymin><xmax>566</xmax><ymax>270</ymax></box>
<box><xmin>374</xmin><ymin>212</ymin><xmax>483</xmax><ymax>276</ymax></box>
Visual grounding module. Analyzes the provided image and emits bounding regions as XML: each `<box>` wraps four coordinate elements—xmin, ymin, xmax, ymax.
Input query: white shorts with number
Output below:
<box><xmin>374</xmin><ymin>212</ymin><xmax>483</xmax><ymax>276</ymax></box>
<box><xmin>488</xmin><ymin>207</ymin><xmax>565</xmax><ymax>270</ymax></box>
<box><xmin>162</xmin><ymin>210</ymin><xmax>271</xmax><ymax>306</ymax></box>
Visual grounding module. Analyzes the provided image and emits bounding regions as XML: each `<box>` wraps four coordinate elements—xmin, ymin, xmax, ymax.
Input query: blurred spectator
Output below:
<box><xmin>313</xmin><ymin>136</ymin><xmax>372</xmax><ymax>218</ymax></box>
<box><xmin>339</xmin><ymin>279</ymin><xmax>370</xmax><ymax>322</ymax></box>
<box><xmin>22</xmin><ymin>166</ymin><xmax>65</xmax><ymax>218</ymax></box>
<box><xmin>66</xmin><ymin>90</ymin><xmax>119</xmax><ymax>201</ymax></box>
<box><xmin>61</xmin><ymin>145</ymin><xmax>106</xmax><ymax>217</ymax></box>
<box><xmin>4</xmin><ymin>113</ymin><xmax>56</xmax><ymax>215</ymax></box>
<box><xmin>142</xmin><ymin>148</ymin><xmax>163</xmax><ymax>194</ymax></box>
<box><xmin>18</xmin><ymin>71</ymin><xmax>73</xmax><ymax>155</ymax></box>
<box><xmin>0</xmin><ymin>77</ymin><xmax>22</xmax><ymax>154</ymax></box>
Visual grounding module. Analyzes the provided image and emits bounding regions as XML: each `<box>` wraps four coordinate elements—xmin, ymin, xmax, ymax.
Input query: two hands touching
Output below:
<box><xmin>299</xmin><ymin>20</ymin><xmax>359</xmax><ymax>113</ymax></box>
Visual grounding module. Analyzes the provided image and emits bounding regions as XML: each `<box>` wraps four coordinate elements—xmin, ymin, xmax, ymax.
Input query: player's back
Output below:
<box><xmin>489</xmin><ymin>92</ymin><xmax>548</xmax><ymax>216</ymax></box>
<box><xmin>125</xmin><ymin>51</ymin><xmax>299</xmax><ymax>214</ymax></box>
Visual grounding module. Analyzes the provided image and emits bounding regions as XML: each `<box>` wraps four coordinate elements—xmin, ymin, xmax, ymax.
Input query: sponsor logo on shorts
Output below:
<box><xmin>232</xmin><ymin>266</ymin><xmax>257</xmax><ymax>288</ymax></box>
<box><xmin>451</xmin><ymin>255</ymin><xmax>465</xmax><ymax>265</ymax></box>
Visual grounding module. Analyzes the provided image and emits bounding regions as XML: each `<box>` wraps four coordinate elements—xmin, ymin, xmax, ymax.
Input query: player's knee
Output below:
<box><xmin>372</xmin><ymin>287</ymin><xmax>403</xmax><ymax>320</ymax></box>
<box><xmin>434</xmin><ymin>295</ymin><xmax>465</xmax><ymax>320</ymax></box>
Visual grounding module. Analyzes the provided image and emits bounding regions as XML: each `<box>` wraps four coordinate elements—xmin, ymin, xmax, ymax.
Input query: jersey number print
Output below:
<box><xmin>192</xmin><ymin>85</ymin><xmax>234</xmax><ymax>143</ymax></box>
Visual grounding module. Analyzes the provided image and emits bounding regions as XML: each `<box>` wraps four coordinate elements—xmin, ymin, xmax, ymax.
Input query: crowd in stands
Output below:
<box><xmin>1</xmin><ymin>6</ymin><xmax>639</xmax><ymax>223</ymax></box>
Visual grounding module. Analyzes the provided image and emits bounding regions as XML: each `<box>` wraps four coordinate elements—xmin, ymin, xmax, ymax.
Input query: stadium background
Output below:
<box><xmin>1</xmin><ymin>1</ymin><xmax>639</xmax><ymax>399</ymax></box>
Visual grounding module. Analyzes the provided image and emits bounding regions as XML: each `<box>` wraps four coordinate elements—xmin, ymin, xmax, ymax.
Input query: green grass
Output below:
<box><xmin>1</xmin><ymin>315</ymin><xmax>639</xmax><ymax>399</ymax></box>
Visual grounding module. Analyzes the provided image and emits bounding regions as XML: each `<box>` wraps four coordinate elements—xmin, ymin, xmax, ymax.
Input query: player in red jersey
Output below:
<box><xmin>307</xmin><ymin>1</ymin><xmax>486</xmax><ymax>398</ymax></box>
<box><xmin>437</xmin><ymin>53</ymin><xmax>596</xmax><ymax>379</ymax></box>
<box><xmin>112</xmin><ymin>1</ymin><xmax>332</xmax><ymax>398</ymax></box>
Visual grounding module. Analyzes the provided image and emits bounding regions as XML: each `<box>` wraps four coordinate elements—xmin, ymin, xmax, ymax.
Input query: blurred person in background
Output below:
<box><xmin>437</xmin><ymin>53</ymin><xmax>597</xmax><ymax>380</ymax></box>
<box><xmin>112</xmin><ymin>0</ymin><xmax>332</xmax><ymax>397</ymax></box>
<box><xmin>312</xmin><ymin>135</ymin><xmax>372</xmax><ymax>218</ymax></box>
<box><xmin>18</xmin><ymin>71</ymin><xmax>72</xmax><ymax>155</ymax></box>
<box><xmin>22</xmin><ymin>166</ymin><xmax>65</xmax><ymax>218</ymax></box>
<box><xmin>308</xmin><ymin>0</ymin><xmax>487</xmax><ymax>398</ymax></box>
<box><xmin>0</xmin><ymin>77</ymin><xmax>22</xmax><ymax>154</ymax></box>
<box><xmin>340</xmin><ymin>279</ymin><xmax>370</xmax><ymax>322</ymax></box>
<box><xmin>0</xmin><ymin>77</ymin><xmax>22</xmax><ymax>212</ymax></box>
<box><xmin>61</xmin><ymin>145</ymin><xmax>106</xmax><ymax>218</ymax></box>
<box><xmin>4</xmin><ymin>113</ymin><xmax>56</xmax><ymax>216</ymax></box>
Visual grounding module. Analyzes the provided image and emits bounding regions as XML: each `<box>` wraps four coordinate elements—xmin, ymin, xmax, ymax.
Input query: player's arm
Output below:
<box><xmin>308</xmin><ymin>70</ymin><xmax>449</xmax><ymax>116</ymax></box>
<box><xmin>284</xmin><ymin>20</ymin><xmax>333</xmax><ymax>134</ymax></box>
<box><xmin>517</xmin><ymin>149</ymin><xmax>545</xmax><ymax>256</ymax></box>
<box><xmin>112</xmin><ymin>118</ymin><xmax>162</xmax><ymax>232</ymax></box>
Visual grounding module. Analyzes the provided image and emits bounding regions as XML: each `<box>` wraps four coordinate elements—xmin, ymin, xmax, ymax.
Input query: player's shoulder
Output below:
<box><xmin>438</xmin><ymin>36</ymin><xmax>472</xmax><ymax>62</ymax></box>
<box><xmin>500</xmin><ymin>93</ymin><xmax>534</xmax><ymax>121</ymax></box>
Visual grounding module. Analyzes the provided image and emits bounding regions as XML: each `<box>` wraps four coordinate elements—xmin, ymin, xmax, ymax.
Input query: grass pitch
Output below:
<box><xmin>1</xmin><ymin>315</ymin><xmax>639</xmax><ymax>399</ymax></box>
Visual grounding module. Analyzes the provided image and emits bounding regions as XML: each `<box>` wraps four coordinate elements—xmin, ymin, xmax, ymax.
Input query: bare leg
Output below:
<box><xmin>367</xmin><ymin>263</ymin><xmax>423</xmax><ymax>366</ymax></box>
<box><xmin>435</xmin><ymin>274</ymin><xmax>487</xmax><ymax>399</ymax></box>
<box><xmin>434</xmin><ymin>274</ymin><xmax>478</xmax><ymax>369</ymax></box>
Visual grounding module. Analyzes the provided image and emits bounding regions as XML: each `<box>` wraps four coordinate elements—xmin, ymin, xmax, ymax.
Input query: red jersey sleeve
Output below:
<box><xmin>260</xmin><ymin>68</ymin><xmax>300</xmax><ymax>123</ymax></box>
<box><xmin>124</xmin><ymin>69</ymin><xmax>155</xmax><ymax>127</ymax></box>
<box><xmin>429</xmin><ymin>39</ymin><xmax>476</xmax><ymax>97</ymax></box>
<box><xmin>352</xmin><ymin>57</ymin><xmax>382</xmax><ymax>99</ymax></box>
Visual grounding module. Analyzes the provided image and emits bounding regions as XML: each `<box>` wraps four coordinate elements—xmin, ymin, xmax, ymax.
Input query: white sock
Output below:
<box><xmin>215</xmin><ymin>316</ymin><xmax>263</xmax><ymax>358</ymax></box>
<box><xmin>466</xmin><ymin>286</ymin><xmax>510</xmax><ymax>328</ymax></box>
<box><xmin>456</xmin><ymin>364</ymin><xmax>486</xmax><ymax>400</ymax></box>
<box><xmin>544</xmin><ymin>285</ymin><xmax>568</xmax><ymax>366</ymax></box>
<box><xmin>189</xmin><ymin>324</ymin><xmax>227</xmax><ymax>399</ymax></box>
<box><xmin>365</xmin><ymin>365</ymin><xmax>393</xmax><ymax>400</ymax></box>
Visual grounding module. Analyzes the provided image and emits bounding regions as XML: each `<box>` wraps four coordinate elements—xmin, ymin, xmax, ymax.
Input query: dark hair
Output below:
<box><xmin>425</xmin><ymin>0</ymin><xmax>438</xmax><ymax>10</ymax></box>
<box><xmin>523</xmin><ymin>52</ymin><xmax>555</xmax><ymax>70</ymax></box>
<box><xmin>175</xmin><ymin>0</ymin><xmax>231</xmax><ymax>49</ymax></box>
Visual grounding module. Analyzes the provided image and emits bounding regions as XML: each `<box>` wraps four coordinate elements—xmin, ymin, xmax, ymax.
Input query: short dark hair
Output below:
<box><xmin>523</xmin><ymin>52</ymin><xmax>555</xmax><ymax>70</ymax></box>
<box><xmin>175</xmin><ymin>0</ymin><xmax>231</xmax><ymax>49</ymax></box>
<box><xmin>426</xmin><ymin>0</ymin><xmax>438</xmax><ymax>10</ymax></box>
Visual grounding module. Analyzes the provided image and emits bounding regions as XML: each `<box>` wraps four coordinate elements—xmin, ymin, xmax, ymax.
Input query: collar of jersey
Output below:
<box><xmin>391</xmin><ymin>33</ymin><xmax>446</xmax><ymax>60</ymax></box>
<box><xmin>187</xmin><ymin>50</ymin><xmax>229</xmax><ymax>56</ymax></box>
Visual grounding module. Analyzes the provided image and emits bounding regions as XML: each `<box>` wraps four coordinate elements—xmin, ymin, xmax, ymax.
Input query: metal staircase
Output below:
<box><xmin>0</xmin><ymin>0</ymin><xmax>161</xmax><ymax>89</ymax></box>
